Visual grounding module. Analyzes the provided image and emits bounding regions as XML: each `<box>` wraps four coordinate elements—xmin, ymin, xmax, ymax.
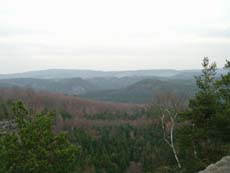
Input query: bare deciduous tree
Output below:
<box><xmin>152</xmin><ymin>91</ymin><xmax>183</xmax><ymax>172</ymax></box>
<box><xmin>160</xmin><ymin>109</ymin><xmax>182</xmax><ymax>172</ymax></box>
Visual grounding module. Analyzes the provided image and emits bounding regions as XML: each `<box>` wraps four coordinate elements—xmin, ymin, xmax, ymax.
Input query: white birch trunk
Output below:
<box><xmin>160</xmin><ymin>112</ymin><xmax>182</xmax><ymax>172</ymax></box>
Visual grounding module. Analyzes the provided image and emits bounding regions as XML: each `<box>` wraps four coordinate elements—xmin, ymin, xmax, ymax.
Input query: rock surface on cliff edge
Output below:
<box><xmin>199</xmin><ymin>156</ymin><xmax>230</xmax><ymax>173</ymax></box>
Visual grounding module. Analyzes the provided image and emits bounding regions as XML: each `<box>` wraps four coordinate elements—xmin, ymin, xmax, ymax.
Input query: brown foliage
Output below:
<box><xmin>0</xmin><ymin>87</ymin><xmax>139</xmax><ymax>116</ymax></box>
<box><xmin>0</xmin><ymin>87</ymin><xmax>149</xmax><ymax>130</ymax></box>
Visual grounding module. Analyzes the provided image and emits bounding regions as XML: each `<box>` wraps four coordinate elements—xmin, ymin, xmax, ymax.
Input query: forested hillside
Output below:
<box><xmin>0</xmin><ymin>69</ymin><xmax>190</xmax><ymax>79</ymax></box>
<box><xmin>81</xmin><ymin>78</ymin><xmax>197</xmax><ymax>103</ymax></box>
<box><xmin>0</xmin><ymin>77</ymin><xmax>198</xmax><ymax>104</ymax></box>
<box><xmin>0</xmin><ymin>68</ymin><xmax>227</xmax><ymax>80</ymax></box>
<box><xmin>0</xmin><ymin>88</ymin><xmax>139</xmax><ymax>117</ymax></box>
<box><xmin>0</xmin><ymin>58</ymin><xmax>229</xmax><ymax>173</ymax></box>
<box><xmin>1</xmin><ymin>0</ymin><xmax>230</xmax><ymax>172</ymax></box>
<box><xmin>0</xmin><ymin>68</ymin><xmax>228</xmax><ymax>104</ymax></box>
<box><xmin>0</xmin><ymin>78</ymin><xmax>98</xmax><ymax>95</ymax></box>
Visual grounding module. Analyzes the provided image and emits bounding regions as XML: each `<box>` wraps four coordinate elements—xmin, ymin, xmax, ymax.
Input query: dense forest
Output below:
<box><xmin>0</xmin><ymin>58</ymin><xmax>229</xmax><ymax>173</ymax></box>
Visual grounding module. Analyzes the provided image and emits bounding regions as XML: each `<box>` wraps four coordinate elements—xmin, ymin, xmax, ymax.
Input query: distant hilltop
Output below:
<box><xmin>0</xmin><ymin>68</ymin><xmax>228</xmax><ymax>79</ymax></box>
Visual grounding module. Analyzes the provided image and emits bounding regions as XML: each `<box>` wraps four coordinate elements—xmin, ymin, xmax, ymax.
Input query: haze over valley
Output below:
<box><xmin>0</xmin><ymin>0</ymin><xmax>230</xmax><ymax>173</ymax></box>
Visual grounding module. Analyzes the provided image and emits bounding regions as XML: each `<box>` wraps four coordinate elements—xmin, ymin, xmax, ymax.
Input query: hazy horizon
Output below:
<box><xmin>0</xmin><ymin>66</ymin><xmax>226</xmax><ymax>76</ymax></box>
<box><xmin>1</xmin><ymin>0</ymin><xmax>230</xmax><ymax>73</ymax></box>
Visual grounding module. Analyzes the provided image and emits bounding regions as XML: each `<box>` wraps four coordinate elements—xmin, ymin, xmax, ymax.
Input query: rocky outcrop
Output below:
<box><xmin>199</xmin><ymin>156</ymin><xmax>230</xmax><ymax>173</ymax></box>
<box><xmin>0</xmin><ymin>120</ymin><xmax>17</xmax><ymax>134</ymax></box>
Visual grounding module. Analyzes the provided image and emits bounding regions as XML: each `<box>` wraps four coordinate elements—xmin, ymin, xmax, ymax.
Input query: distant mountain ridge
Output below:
<box><xmin>0</xmin><ymin>69</ymin><xmax>191</xmax><ymax>79</ymax></box>
<box><xmin>0</xmin><ymin>68</ymin><xmax>227</xmax><ymax>79</ymax></box>
<box><xmin>0</xmin><ymin>68</ymin><xmax>227</xmax><ymax>104</ymax></box>
<box><xmin>81</xmin><ymin>78</ymin><xmax>197</xmax><ymax>103</ymax></box>
<box><xmin>0</xmin><ymin>78</ymin><xmax>98</xmax><ymax>95</ymax></box>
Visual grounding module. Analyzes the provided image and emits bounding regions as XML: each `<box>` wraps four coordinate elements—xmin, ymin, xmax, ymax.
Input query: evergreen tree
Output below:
<box><xmin>214</xmin><ymin>60</ymin><xmax>230</xmax><ymax>143</ymax></box>
<box><xmin>188</xmin><ymin>57</ymin><xmax>217</xmax><ymax>128</ymax></box>
<box><xmin>178</xmin><ymin>58</ymin><xmax>230</xmax><ymax>172</ymax></box>
<box><xmin>0</xmin><ymin>101</ymin><xmax>79</xmax><ymax>173</ymax></box>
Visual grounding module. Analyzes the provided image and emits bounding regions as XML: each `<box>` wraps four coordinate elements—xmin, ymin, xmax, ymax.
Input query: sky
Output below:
<box><xmin>0</xmin><ymin>0</ymin><xmax>230</xmax><ymax>74</ymax></box>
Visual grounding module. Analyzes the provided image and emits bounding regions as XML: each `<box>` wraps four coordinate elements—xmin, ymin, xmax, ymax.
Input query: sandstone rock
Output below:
<box><xmin>0</xmin><ymin>120</ymin><xmax>17</xmax><ymax>134</ymax></box>
<box><xmin>199</xmin><ymin>156</ymin><xmax>230</xmax><ymax>173</ymax></box>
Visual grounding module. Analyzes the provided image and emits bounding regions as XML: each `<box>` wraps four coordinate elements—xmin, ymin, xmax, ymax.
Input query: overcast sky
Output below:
<box><xmin>0</xmin><ymin>0</ymin><xmax>230</xmax><ymax>74</ymax></box>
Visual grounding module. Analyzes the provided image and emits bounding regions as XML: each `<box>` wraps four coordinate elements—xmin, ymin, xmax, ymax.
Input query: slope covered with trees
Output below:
<box><xmin>0</xmin><ymin>102</ymin><xmax>79</xmax><ymax>173</ymax></box>
<box><xmin>0</xmin><ymin>58</ymin><xmax>229</xmax><ymax>173</ymax></box>
<box><xmin>0</xmin><ymin>78</ymin><xmax>98</xmax><ymax>95</ymax></box>
<box><xmin>81</xmin><ymin>78</ymin><xmax>197</xmax><ymax>103</ymax></box>
<box><xmin>176</xmin><ymin>58</ymin><xmax>230</xmax><ymax>172</ymax></box>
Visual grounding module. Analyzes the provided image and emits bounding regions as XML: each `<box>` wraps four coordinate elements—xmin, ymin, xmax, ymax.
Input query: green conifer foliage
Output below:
<box><xmin>0</xmin><ymin>101</ymin><xmax>79</xmax><ymax>173</ymax></box>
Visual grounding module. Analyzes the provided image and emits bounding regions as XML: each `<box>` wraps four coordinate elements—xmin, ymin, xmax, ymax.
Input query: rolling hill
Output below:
<box><xmin>0</xmin><ymin>76</ymin><xmax>197</xmax><ymax>104</ymax></box>
<box><xmin>0</xmin><ymin>69</ymin><xmax>187</xmax><ymax>79</ymax></box>
<box><xmin>0</xmin><ymin>87</ymin><xmax>139</xmax><ymax>117</ymax></box>
<box><xmin>0</xmin><ymin>68</ymin><xmax>227</xmax><ymax>104</ymax></box>
<box><xmin>0</xmin><ymin>78</ymin><xmax>98</xmax><ymax>95</ymax></box>
<box><xmin>81</xmin><ymin>78</ymin><xmax>197</xmax><ymax>103</ymax></box>
<box><xmin>0</xmin><ymin>68</ymin><xmax>227</xmax><ymax>80</ymax></box>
